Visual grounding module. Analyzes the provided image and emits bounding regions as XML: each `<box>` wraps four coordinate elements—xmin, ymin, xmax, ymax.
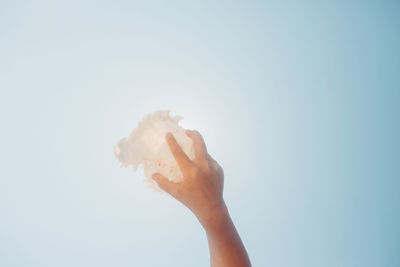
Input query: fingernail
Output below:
<box><xmin>152</xmin><ymin>174</ymin><xmax>158</xmax><ymax>179</ymax></box>
<box><xmin>166</xmin><ymin>132</ymin><xmax>172</xmax><ymax>140</ymax></box>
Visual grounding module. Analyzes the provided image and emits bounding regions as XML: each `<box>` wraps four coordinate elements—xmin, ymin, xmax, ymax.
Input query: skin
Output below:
<box><xmin>152</xmin><ymin>130</ymin><xmax>251</xmax><ymax>267</ymax></box>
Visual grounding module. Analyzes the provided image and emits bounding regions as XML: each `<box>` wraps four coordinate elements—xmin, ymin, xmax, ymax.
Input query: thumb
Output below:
<box><xmin>152</xmin><ymin>173</ymin><xmax>178</xmax><ymax>196</ymax></box>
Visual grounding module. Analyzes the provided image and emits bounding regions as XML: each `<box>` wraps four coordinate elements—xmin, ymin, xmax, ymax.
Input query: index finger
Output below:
<box><xmin>165</xmin><ymin>132</ymin><xmax>193</xmax><ymax>173</ymax></box>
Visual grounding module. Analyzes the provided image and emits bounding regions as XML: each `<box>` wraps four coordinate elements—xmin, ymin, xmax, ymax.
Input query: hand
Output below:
<box><xmin>152</xmin><ymin>130</ymin><xmax>251</xmax><ymax>267</ymax></box>
<box><xmin>152</xmin><ymin>130</ymin><xmax>225</xmax><ymax>223</ymax></box>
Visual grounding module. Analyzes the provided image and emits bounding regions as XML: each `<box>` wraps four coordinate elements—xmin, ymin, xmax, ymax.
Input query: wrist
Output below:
<box><xmin>196</xmin><ymin>200</ymin><xmax>229</xmax><ymax>231</ymax></box>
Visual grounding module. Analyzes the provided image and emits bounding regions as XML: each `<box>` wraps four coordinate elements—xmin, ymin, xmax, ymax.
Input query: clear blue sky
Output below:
<box><xmin>1</xmin><ymin>1</ymin><xmax>399</xmax><ymax>266</ymax></box>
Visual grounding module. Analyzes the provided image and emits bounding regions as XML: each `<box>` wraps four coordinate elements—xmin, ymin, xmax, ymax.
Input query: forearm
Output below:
<box><xmin>197</xmin><ymin>202</ymin><xmax>251</xmax><ymax>267</ymax></box>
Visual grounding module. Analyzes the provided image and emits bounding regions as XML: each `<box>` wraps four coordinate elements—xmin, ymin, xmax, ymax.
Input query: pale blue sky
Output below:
<box><xmin>1</xmin><ymin>1</ymin><xmax>399</xmax><ymax>266</ymax></box>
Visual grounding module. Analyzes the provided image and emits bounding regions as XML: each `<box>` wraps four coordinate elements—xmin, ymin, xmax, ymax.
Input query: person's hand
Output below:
<box><xmin>152</xmin><ymin>130</ymin><xmax>225</xmax><ymax>223</ymax></box>
<box><xmin>153</xmin><ymin>130</ymin><xmax>251</xmax><ymax>267</ymax></box>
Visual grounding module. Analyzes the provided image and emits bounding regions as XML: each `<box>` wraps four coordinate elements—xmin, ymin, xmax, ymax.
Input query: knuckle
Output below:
<box><xmin>171</xmin><ymin>146</ymin><xmax>178</xmax><ymax>154</ymax></box>
<box><xmin>193</xmin><ymin>130</ymin><xmax>201</xmax><ymax>138</ymax></box>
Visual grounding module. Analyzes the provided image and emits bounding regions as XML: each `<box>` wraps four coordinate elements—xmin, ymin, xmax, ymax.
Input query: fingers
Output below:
<box><xmin>210</xmin><ymin>160</ymin><xmax>218</xmax><ymax>172</ymax></box>
<box><xmin>152</xmin><ymin>173</ymin><xmax>179</xmax><ymax>196</ymax></box>
<box><xmin>206</xmin><ymin>153</ymin><xmax>215</xmax><ymax>162</ymax></box>
<box><xmin>185</xmin><ymin>130</ymin><xmax>207</xmax><ymax>163</ymax></box>
<box><xmin>207</xmin><ymin>153</ymin><xmax>223</xmax><ymax>176</ymax></box>
<box><xmin>165</xmin><ymin>132</ymin><xmax>193</xmax><ymax>172</ymax></box>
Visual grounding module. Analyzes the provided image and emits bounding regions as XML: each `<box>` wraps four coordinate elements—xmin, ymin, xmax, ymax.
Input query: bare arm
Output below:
<box><xmin>152</xmin><ymin>130</ymin><xmax>251</xmax><ymax>267</ymax></box>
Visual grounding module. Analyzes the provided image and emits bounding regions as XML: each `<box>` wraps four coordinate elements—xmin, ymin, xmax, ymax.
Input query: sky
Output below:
<box><xmin>0</xmin><ymin>1</ymin><xmax>399</xmax><ymax>266</ymax></box>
